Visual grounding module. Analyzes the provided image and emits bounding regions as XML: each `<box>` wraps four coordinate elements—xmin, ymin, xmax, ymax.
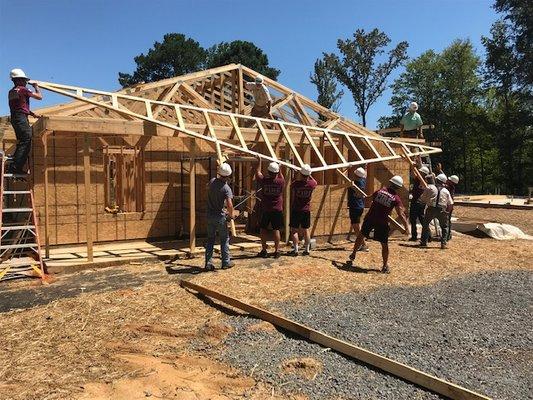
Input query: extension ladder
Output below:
<box><xmin>0</xmin><ymin>152</ymin><xmax>46</xmax><ymax>281</ymax></box>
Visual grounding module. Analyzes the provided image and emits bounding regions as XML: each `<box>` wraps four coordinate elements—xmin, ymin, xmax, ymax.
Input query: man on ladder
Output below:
<box><xmin>7</xmin><ymin>68</ymin><xmax>43</xmax><ymax>175</ymax></box>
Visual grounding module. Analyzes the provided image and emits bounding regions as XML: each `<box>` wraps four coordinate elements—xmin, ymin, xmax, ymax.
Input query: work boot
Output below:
<box><xmin>273</xmin><ymin>251</ymin><xmax>281</xmax><ymax>259</ymax></box>
<box><xmin>205</xmin><ymin>263</ymin><xmax>215</xmax><ymax>271</ymax></box>
<box><xmin>440</xmin><ymin>243</ymin><xmax>448</xmax><ymax>250</ymax></box>
<box><xmin>358</xmin><ymin>244</ymin><xmax>369</xmax><ymax>252</ymax></box>
<box><xmin>222</xmin><ymin>261</ymin><xmax>235</xmax><ymax>269</ymax></box>
<box><xmin>419</xmin><ymin>242</ymin><xmax>427</xmax><ymax>247</ymax></box>
<box><xmin>408</xmin><ymin>237</ymin><xmax>418</xmax><ymax>242</ymax></box>
<box><xmin>346</xmin><ymin>252</ymin><xmax>356</xmax><ymax>266</ymax></box>
<box><xmin>381</xmin><ymin>265</ymin><xmax>390</xmax><ymax>274</ymax></box>
<box><xmin>257</xmin><ymin>249</ymin><xmax>268</xmax><ymax>258</ymax></box>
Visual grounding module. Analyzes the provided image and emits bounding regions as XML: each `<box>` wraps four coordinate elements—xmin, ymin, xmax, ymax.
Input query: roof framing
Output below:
<box><xmin>34</xmin><ymin>79</ymin><xmax>441</xmax><ymax>173</ymax></box>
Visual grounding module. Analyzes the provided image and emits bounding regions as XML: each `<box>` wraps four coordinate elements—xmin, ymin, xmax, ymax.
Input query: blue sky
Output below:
<box><xmin>0</xmin><ymin>0</ymin><xmax>499</xmax><ymax>129</ymax></box>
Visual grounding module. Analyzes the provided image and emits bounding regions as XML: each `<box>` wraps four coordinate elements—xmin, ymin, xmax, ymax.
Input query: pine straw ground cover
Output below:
<box><xmin>0</xmin><ymin>208</ymin><xmax>531</xmax><ymax>399</ymax></box>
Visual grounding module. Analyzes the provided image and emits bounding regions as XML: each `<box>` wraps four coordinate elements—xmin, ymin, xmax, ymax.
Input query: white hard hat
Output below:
<box><xmin>389</xmin><ymin>175</ymin><xmax>404</xmax><ymax>187</ymax></box>
<box><xmin>255</xmin><ymin>76</ymin><xmax>264</xmax><ymax>84</ymax></box>
<box><xmin>267</xmin><ymin>161</ymin><xmax>280</xmax><ymax>174</ymax></box>
<box><xmin>218</xmin><ymin>163</ymin><xmax>232</xmax><ymax>177</ymax></box>
<box><xmin>355</xmin><ymin>167</ymin><xmax>367</xmax><ymax>178</ymax></box>
<box><xmin>10</xmin><ymin>68</ymin><xmax>29</xmax><ymax>80</ymax></box>
<box><xmin>449</xmin><ymin>175</ymin><xmax>459</xmax><ymax>184</ymax></box>
<box><xmin>419</xmin><ymin>166</ymin><xmax>429</xmax><ymax>175</ymax></box>
<box><xmin>300</xmin><ymin>164</ymin><xmax>312</xmax><ymax>176</ymax></box>
<box><xmin>436</xmin><ymin>173</ymin><xmax>448</xmax><ymax>183</ymax></box>
<box><xmin>409</xmin><ymin>101</ymin><xmax>418</xmax><ymax>111</ymax></box>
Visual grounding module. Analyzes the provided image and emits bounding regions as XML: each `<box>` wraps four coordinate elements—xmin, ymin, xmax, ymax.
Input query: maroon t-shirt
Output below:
<box><xmin>411</xmin><ymin>177</ymin><xmax>424</xmax><ymax>202</ymax></box>
<box><xmin>291</xmin><ymin>178</ymin><xmax>317</xmax><ymax>212</ymax></box>
<box><xmin>8</xmin><ymin>86</ymin><xmax>32</xmax><ymax>114</ymax></box>
<box><xmin>258</xmin><ymin>174</ymin><xmax>285</xmax><ymax>212</ymax></box>
<box><xmin>365</xmin><ymin>187</ymin><xmax>403</xmax><ymax>225</ymax></box>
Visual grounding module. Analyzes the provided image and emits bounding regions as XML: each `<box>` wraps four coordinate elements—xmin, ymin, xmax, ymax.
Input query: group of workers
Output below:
<box><xmin>205</xmin><ymin>154</ymin><xmax>459</xmax><ymax>274</ymax></box>
<box><xmin>6</xmin><ymin>67</ymin><xmax>459</xmax><ymax>275</ymax></box>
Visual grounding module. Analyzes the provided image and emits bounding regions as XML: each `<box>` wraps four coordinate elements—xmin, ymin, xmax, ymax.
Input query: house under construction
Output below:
<box><xmin>0</xmin><ymin>63</ymin><xmax>440</xmax><ymax>273</ymax></box>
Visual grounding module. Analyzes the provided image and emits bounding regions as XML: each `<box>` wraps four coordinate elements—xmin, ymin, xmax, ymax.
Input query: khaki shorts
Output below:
<box><xmin>251</xmin><ymin>104</ymin><xmax>271</xmax><ymax>118</ymax></box>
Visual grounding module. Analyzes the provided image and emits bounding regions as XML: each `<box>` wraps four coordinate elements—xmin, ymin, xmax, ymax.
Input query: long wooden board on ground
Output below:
<box><xmin>180</xmin><ymin>280</ymin><xmax>491</xmax><ymax>400</ymax></box>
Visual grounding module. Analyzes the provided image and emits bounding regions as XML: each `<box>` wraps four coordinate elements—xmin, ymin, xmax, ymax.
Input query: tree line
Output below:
<box><xmin>118</xmin><ymin>0</ymin><xmax>530</xmax><ymax>194</ymax></box>
<box><xmin>310</xmin><ymin>0</ymin><xmax>531</xmax><ymax>195</ymax></box>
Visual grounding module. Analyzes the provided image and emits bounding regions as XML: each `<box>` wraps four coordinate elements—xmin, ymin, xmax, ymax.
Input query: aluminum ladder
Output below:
<box><xmin>0</xmin><ymin>152</ymin><xmax>46</xmax><ymax>281</ymax></box>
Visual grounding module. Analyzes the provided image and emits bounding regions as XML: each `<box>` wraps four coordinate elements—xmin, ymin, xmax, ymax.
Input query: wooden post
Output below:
<box><xmin>42</xmin><ymin>133</ymin><xmax>50</xmax><ymax>258</ymax></box>
<box><xmin>83</xmin><ymin>134</ymin><xmax>93</xmax><ymax>262</ymax></box>
<box><xmin>189</xmin><ymin>139</ymin><xmax>196</xmax><ymax>253</ymax></box>
<box><xmin>283</xmin><ymin>145</ymin><xmax>291</xmax><ymax>243</ymax></box>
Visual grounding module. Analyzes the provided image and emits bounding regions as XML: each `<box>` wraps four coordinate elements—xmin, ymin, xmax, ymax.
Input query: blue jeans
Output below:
<box><xmin>10</xmin><ymin>112</ymin><xmax>32</xmax><ymax>173</ymax></box>
<box><xmin>205</xmin><ymin>215</ymin><xmax>230</xmax><ymax>267</ymax></box>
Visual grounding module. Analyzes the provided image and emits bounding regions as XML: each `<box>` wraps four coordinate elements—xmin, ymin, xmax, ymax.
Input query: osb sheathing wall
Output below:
<box><xmin>31</xmin><ymin>134</ymin><xmax>211</xmax><ymax>245</ymax></box>
<box><xmin>28</xmin><ymin>134</ymin><xmax>409</xmax><ymax>247</ymax></box>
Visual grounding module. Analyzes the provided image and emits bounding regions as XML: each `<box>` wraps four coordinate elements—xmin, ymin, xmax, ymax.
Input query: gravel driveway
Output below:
<box><xmin>217</xmin><ymin>270</ymin><xmax>532</xmax><ymax>400</ymax></box>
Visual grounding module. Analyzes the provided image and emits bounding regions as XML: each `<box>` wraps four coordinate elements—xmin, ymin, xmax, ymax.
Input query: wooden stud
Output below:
<box><xmin>42</xmin><ymin>133</ymin><xmax>50</xmax><ymax>258</ymax></box>
<box><xmin>83</xmin><ymin>134</ymin><xmax>93</xmax><ymax>261</ymax></box>
<box><xmin>189</xmin><ymin>139</ymin><xmax>196</xmax><ymax>253</ymax></box>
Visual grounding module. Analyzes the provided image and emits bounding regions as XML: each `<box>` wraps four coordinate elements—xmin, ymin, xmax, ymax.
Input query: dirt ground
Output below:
<box><xmin>0</xmin><ymin>207</ymin><xmax>531</xmax><ymax>400</ymax></box>
<box><xmin>453</xmin><ymin>205</ymin><xmax>533</xmax><ymax>234</ymax></box>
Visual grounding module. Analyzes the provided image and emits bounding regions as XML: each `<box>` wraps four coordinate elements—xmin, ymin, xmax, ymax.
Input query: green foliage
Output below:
<box><xmin>309</xmin><ymin>57</ymin><xmax>344</xmax><ymax>114</ymax></box>
<box><xmin>324</xmin><ymin>28</ymin><xmax>408</xmax><ymax>126</ymax></box>
<box><xmin>118</xmin><ymin>33</ymin><xmax>207</xmax><ymax>87</ymax></box>
<box><xmin>205</xmin><ymin>40</ymin><xmax>280</xmax><ymax>80</ymax></box>
<box><xmin>118</xmin><ymin>36</ymin><xmax>279</xmax><ymax>87</ymax></box>
<box><xmin>494</xmin><ymin>0</ymin><xmax>533</xmax><ymax>86</ymax></box>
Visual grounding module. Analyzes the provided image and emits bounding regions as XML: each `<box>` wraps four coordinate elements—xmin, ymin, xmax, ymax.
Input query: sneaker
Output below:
<box><xmin>419</xmin><ymin>242</ymin><xmax>427</xmax><ymax>247</ymax></box>
<box><xmin>302</xmin><ymin>250</ymin><xmax>310</xmax><ymax>256</ymax></box>
<box><xmin>273</xmin><ymin>251</ymin><xmax>281</xmax><ymax>259</ymax></box>
<box><xmin>358</xmin><ymin>245</ymin><xmax>369</xmax><ymax>252</ymax></box>
<box><xmin>381</xmin><ymin>265</ymin><xmax>390</xmax><ymax>274</ymax></box>
<box><xmin>287</xmin><ymin>250</ymin><xmax>298</xmax><ymax>257</ymax></box>
<box><xmin>222</xmin><ymin>261</ymin><xmax>235</xmax><ymax>269</ymax></box>
<box><xmin>205</xmin><ymin>263</ymin><xmax>215</xmax><ymax>271</ymax></box>
<box><xmin>257</xmin><ymin>249</ymin><xmax>268</xmax><ymax>258</ymax></box>
<box><xmin>408</xmin><ymin>237</ymin><xmax>418</xmax><ymax>242</ymax></box>
<box><xmin>440</xmin><ymin>243</ymin><xmax>448</xmax><ymax>250</ymax></box>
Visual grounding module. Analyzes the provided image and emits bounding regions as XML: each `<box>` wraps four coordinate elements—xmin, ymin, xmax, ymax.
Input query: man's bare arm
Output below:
<box><xmin>226</xmin><ymin>198</ymin><xmax>234</xmax><ymax>219</ymax></box>
<box><xmin>255</xmin><ymin>156</ymin><xmax>263</xmax><ymax>180</ymax></box>
<box><xmin>395</xmin><ymin>204</ymin><xmax>409</xmax><ymax>234</ymax></box>
<box><xmin>29</xmin><ymin>83</ymin><xmax>43</xmax><ymax>100</ymax></box>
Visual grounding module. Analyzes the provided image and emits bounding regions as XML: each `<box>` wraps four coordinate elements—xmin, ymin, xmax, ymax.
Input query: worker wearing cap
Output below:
<box><xmin>445</xmin><ymin>175</ymin><xmax>459</xmax><ymax>241</ymax></box>
<box><xmin>204</xmin><ymin>163</ymin><xmax>235</xmax><ymax>271</ymax></box>
<box><xmin>255</xmin><ymin>157</ymin><xmax>285</xmax><ymax>258</ymax></box>
<box><xmin>400</xmin><ymin>102</ymin><xmax>423</xmax><ymax>139</ymax></box>
<box><xmin>419</xmin><ymin>173</ymin><xmax>453</xmax><ymax>249</ymax></box>
<box><xmin>7</xmin><ymin>68</ymin><xmax>43</xmax><ymax>175</ymax></box>
<box><xmin>347</xmin><ymin>176</ymin><xmax>409</xmax><ymax>273</ymax></box>
<box><xmin>288</xmin><ymin>164</ymin><xmax>317</xmax><ymax>256</ymax></box>
<box><xmin>409</xmin><ymin>166</ymin><xmax>430</xmax><ymax>241</ymax></box>
<box><xmin>347</xmin><ymin>166</ymin><xmax>369</xmax><ymax>251</ymax></box>
<box><xmin>245</xmin><ymin>76</ymin><xmax>272</xmax><ymax>118</ymax></box>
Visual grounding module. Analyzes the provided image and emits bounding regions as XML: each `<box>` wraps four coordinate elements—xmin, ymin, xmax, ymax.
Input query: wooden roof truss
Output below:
<box><xmin>35</xmin><ymin>79</ymin><xmax>441</xmax><ymax>174</ymax></box>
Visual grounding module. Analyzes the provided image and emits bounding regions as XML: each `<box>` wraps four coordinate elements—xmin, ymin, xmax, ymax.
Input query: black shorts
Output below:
<box><xmin>361</xmin><ymin>219</ymin><xmax>390</xmax><ymax>244</ymax></box>
<box><xmin>290</xmin><ymin>210</ymin><xmax>310</xmax><ymax>229</ymax></box>
<box><xmin>260</xmin><ymin>211</ymin><xmax>283</xmax><ymax>230</ymax></box>
<box><xmin>349</xmin><ymin>208</ymin><xmax>364</xmax><ymax>224</ymax></box>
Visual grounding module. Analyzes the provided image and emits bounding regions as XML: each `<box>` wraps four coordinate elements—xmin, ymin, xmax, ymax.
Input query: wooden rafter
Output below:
<box><xmin>34</xmin><ymin>81</ymin><xmax>441</xmax><ymax>175</ymax></box>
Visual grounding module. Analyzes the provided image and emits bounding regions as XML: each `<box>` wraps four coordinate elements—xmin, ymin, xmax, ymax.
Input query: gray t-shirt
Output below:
<box><xmin>207</xmin><ymin>177</ymin><xmax>233</xmax><ymax>217</ymax></box>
